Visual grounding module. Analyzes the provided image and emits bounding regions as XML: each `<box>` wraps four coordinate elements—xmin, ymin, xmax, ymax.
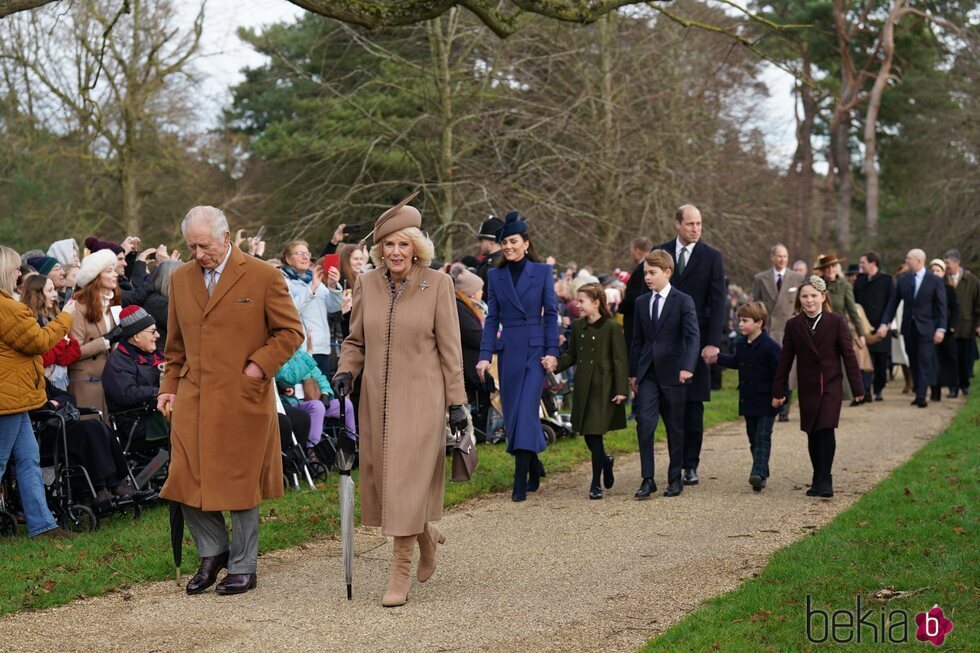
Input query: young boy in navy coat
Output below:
<box><xmin>628</xmin><ymin>250</ymin><xmax>700</xmax><ymax>498</ymax></box>
<box><xmin>710</xmin><ymin>302</ymin><xmax>782</xmax><ymax>492</ymax></box>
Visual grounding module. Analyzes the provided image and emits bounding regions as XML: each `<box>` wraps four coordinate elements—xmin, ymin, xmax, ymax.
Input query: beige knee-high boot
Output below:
<box><xmin>381</xmin><ymin>535</ymin><xmax>416</xmax><ymax>607</ymax></box>
<box><xmin>416</xmin><ymin>523</ymin><xmax>446</xmax><ymax>583</ymax></box>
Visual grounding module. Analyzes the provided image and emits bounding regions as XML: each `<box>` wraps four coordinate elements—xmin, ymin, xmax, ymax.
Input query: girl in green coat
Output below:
<box><xmin>550</xmin><ymin>283</ymin><xmax>629</xmax><ymax>499</ymax></box>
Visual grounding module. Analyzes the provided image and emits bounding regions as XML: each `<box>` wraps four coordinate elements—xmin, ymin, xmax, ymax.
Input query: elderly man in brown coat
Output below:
<box><xmin>157</xmin><ymin>206</ymin><xmax>303</xmax><ymax>596</ymax></box>
<box><xmin>334</xmin><ymin>193</ymin><xmax>468</xmax><ymax>607</ymax></box>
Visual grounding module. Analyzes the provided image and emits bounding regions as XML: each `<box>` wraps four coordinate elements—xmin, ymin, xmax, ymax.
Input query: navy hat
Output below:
<box><xmin>495</xmin><ymin>211</ymin><xmax>527</xmax><ymax>243</ymax></box>
<box><xmin>477</xmin><ymin>216</ymin><xmax>504</xmax><ymax>240</ymax></box>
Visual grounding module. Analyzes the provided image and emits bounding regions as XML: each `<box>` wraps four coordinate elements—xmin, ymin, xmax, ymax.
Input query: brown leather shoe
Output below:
<box><xmin>215</xmin><ymin>573</ymin><xmax>257</xmax><ymax>595</ymax></box>
<box><xmin>36</xmin><ymin>527</ymin><xmax>76</xmax><ymax>539</ymax></box>
<box><xmin>186</xmin><ymin>551</ymin><xmax>229</xmax><ymax>595</ymax></box>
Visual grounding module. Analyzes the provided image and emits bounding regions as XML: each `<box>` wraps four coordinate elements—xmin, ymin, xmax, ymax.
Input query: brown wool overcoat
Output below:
<box><xmin>159</xmin><ymin>247</ymin><xmax>303</xmax><ymax>511</ymax></box>
<box><xmin>338</xmin><ymin>265</ymin><xmax>467</xmax><ymax>537</ymax></box>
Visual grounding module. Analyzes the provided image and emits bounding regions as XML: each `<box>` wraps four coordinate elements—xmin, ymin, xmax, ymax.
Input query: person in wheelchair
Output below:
<box><xmin>102</xmin><ymin>306</ymin><xmax>166</xmax><ymax>452</ymax></box>
<box><xmin>275</xmin><ymin>347</ymin><xmax>355</xmax><ymax>454</ymax></box>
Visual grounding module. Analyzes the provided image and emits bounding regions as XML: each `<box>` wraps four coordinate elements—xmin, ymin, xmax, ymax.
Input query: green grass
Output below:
<box><xmin>642</xmin><ymin>371</ymin><xmax>979</xmax><ymax>652</ymax></box>
<box><xmin>0</xmin><ymin>375</ymin><xmax>738</xmax><ymax>616</ymax></box>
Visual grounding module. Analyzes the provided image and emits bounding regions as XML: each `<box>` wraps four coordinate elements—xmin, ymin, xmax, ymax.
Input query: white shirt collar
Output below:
<box><xmin>773</xmin><ymin>267</ymin><xmax>786</xmax><ymax>277</ymax></box>
<box><xmin>675</xmin><ymin>238</ymin><xmax>693</xmax><ymax>256</ymax></box>
<box><xmin>656</xmin><ymin>283</ymin><xmax>671</xmax><ymax>300</ymax></box>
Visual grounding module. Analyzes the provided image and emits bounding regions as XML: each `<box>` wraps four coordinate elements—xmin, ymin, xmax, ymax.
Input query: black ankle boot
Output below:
<box><xmin>528</xmin><ymin>454</ymin><xmax>545</xmax><ymax>492</ymax></box>
<box><xmin>513</xmin><ymin>452</ymin><xmax>531</xmax><ymax>501</ymax></box>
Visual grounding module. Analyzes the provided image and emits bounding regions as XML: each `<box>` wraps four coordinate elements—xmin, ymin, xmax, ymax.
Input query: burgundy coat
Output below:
<box><xmin>773</xmin><ymin>312</ymin><xmax>864</xmax><ymax>434</ymax></box>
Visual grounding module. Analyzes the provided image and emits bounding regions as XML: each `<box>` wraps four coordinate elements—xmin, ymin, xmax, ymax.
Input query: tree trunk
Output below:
<box><xmin>789</xmin><ymin>51</ymin><xmax>817</xmax><ymax>261</ymax></box>
<box><xmin>429</xmin><ymin>11</ymin><xmax>457</xmax><ymax>261</ymax></box>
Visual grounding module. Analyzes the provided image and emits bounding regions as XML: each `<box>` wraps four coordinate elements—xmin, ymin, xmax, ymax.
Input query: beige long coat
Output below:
<box><xmin>159</xmin><ymin>247</ymin><xmax>303</xmax><ymax>511</ymax></box>
<box><xmin>68</xmin><ymin>305</ymin><xmax>116</xmax><ymax>419</ymax></box>
<box><xmin>338</xmin><ymin>265</ymin><xmax>466</xmax><ymax>537</ymax></box>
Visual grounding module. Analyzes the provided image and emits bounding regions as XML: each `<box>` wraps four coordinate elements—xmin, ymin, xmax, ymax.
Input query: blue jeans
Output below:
<box><xmin>0</xmin><ymin>412</ymin><xmax>57</xmax><ymax>537</ymax></box>
<box><xmin>744</xmin><ymin>414</ymin><xmax>775</xmax><ymax>479</ymax></box>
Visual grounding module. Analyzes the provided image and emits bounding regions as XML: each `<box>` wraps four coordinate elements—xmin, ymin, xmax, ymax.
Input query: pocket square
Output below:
<box><xmin>234</xmin><ymin>297</ymin><xmax>253</xmax><ymax>303</ymax></box>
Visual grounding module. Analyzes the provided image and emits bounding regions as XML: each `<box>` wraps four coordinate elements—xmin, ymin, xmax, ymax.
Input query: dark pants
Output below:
<box><xmin>682</xmin><ymin>400</ymin><xmax>704</xmax><ymax>471</ymax></box>
<box><xmin>744</xmin><ymin>415</ymin><xmax>775</xmax><ymax>479</ymax></box>
<box><xmin>904</xmin><ymin>327</ymin><xmax>937</xmax><ymax>401</ymax></box>
<box><xmin>806</xmin><ymin>428</ymin><xmax>836</xmax><ymax>483</ymax></box>
<box><xmin>42</xmin><ymin>420</ymin><xmax>128</xmax><ymax>490</ymax></box>
<box><xmin>635</xmin><ymin>374</ymin><xmax>686</xmax><ymax>483</ymax></box>
<box><xmin>583</xmin><ymin>435</ymin><xmax>606</xmax><ymax>487</ymax></box>
<box><xmin>870</xmin><ymin>351</ymin><xmax>890</xmax><ymax>396</ymax></box>
<box><xmin>956</xmin><ymin>338</ymin><xmax>976</xmax><ymax>390</ymax></box>
<box><xmin>312</xmin><ymin>354</ymin><xmax>332</xmax><ymax>381</ymax></box>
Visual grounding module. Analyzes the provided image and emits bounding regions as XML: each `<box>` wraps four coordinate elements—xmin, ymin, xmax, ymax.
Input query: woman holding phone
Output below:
<box><xmin>281</xmin><ymin>240</ymin><xmax>342</xmax><ymax>379</ymax></box>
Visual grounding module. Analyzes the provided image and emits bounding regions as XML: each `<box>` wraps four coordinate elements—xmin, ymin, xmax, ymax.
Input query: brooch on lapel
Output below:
<box><xmin>419</xmin><ymin>281</ymin><xmax>429</xmax><ymax>291</ymax></box>
<box><xmin>234</xmin><ymin>298</ymin><xmax>253</xmax><ymax>303</ymax></box>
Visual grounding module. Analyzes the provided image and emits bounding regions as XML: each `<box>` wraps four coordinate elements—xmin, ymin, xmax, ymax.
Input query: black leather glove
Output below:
<box><xmin>332</xmin><ymin>372</ymin><xmax>353</xmax><ymax>398</ymax></box>
<box><xmin>106</xmin><ymin>325</ymin><xmax>124</xmax><ymax>345</ymax></box>
<box><xmin>448</xmin><ymin>404</ymin><xmax>468</xmax><ymax>435</ymax></box>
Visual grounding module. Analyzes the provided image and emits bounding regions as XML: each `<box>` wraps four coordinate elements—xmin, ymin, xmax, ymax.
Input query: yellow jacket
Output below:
<box><xmin>0</xmin><ymin>290</ymin><xmax>72</xmax><ymax>415</ymax></box>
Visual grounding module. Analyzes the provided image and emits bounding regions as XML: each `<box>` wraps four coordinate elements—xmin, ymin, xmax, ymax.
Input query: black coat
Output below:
<box><xmin>716</xmin><ymin>330</ymin><xmax>782</xmax><ymax>417</ymax></box>
<box><xmin>853</xmin><ymin>272</ymin><xmax>894</xmax><ymax>354</ymax></box>
<box><xmin>142</xmin><ymin>291</ymin><xmax>169</xmax><ymax>351</ymax></box>
<box><xmin>620</xmin><ymin>260</ymin><xmax>647</xmax><ymax>351</ymax></box>
<box><xmin>456</xmin><ymin>295</ymin><xmax>484</xmax><ymax>394</ymax></box>
<box><xmin>654</xmin><ymin>239</ymin><xmax>727</xmax><ymax>401</ymax></box>
<box><xmin>937</xmin><ymin>283</ymin><xmax>960</xmax><ymax>388</ymax></box>
<box><xmin>476</xmin><ymin>250</ymin><xmax>503</xmax><ymax>287</ymax></box>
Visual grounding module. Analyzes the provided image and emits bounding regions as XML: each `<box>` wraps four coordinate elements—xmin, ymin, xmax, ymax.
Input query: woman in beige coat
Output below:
<box><xmin>68</xmin><ymin>249</ymin><xmax>121</xmax><ymax>420</ymax></box>
<box><xmin>334</xmin><ymin>193</ymin><xmax>467</xmax><ymax>607</ymax></box>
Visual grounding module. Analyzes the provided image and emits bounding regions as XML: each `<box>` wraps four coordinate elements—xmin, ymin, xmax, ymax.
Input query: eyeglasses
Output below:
<box><xmin>291</xmin><ymin>251</ymin><xmax>311</xmax><ymax>258</ymax></box>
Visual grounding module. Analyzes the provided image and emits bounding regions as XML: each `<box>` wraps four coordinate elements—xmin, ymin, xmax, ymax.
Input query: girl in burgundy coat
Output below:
<box><xmin>772</xmin><ymin>276</ymin><xmax>864</xmax><ymax>498</ymax></box>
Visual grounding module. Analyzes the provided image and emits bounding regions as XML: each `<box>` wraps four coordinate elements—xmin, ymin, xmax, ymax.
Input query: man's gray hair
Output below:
<box><xmin>770</xmin><ymin>243</ymin><xmax>788</xmax><ymax>256</ymax></box>
<box><xmin>944</xmin><ymin>248</ymin><xmax>961</xmax><ymax>262</ymax></box>
<box><xmin>908</xmin><ymin>248</ymin><xmax>927</xmax><ymax>264</ymax></box>
<box><xmin>182</xmin><ymin>206</ymin><xmax>230</xmax><ymax>241</ymax></box>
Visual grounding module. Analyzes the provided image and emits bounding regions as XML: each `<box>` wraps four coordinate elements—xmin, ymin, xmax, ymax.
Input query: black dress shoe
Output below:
<box><xmin>215</xmin><ymin>573</ymin><xmax>257</xmax><ymax>595</ymax></box>
<box><xmin>664</xmin><ymin>480</ymin><xmax>683</xmax><ymax>497</ymax></box>
<box><xmin>634</xmin><ymin>478</ymin><xmax>656</xmax><ymax>499</ymax></box>
<box><xmin>947</xmin><ymin>389</ymin><xmax>958</xmax><ymax>399</ymax></box>
<box><xmin>682</xmin><ymin>468</ymin><xmax>699</xmax><ymax>485</ymax></box>
<box><xmin>589</xmin><ymin>484</ymin><xmax>603</xmax><ymax>500</ymax></box>
<box><xmin>749</xmin><ymin>475</ymin><xmax>764</xmax><ymax>492</ymax></box>
<box><xmin>186</xmin><ymin>551</ymin><xmax>229</xmax><ymax>595</ymax></box>
<box><xmin>874</xmin><ymin>394</ymin><xmax>883</xmax><ymax>402</ymax></box>
<box><xmin>777</xmin><ymin>414</ymin><xmax>789</xmax><ymax>423</ymax></box>
<box><xmin>848</xmin><ymin>399</ymin><xmax>861</xmax><ymax>407</ymax></box>
<box><xmin>913</xmin><ymin>398</ymin><xmax>928</xmax><ymax>408</ymax></box>
<box><xmin>602</xmin><ymin>456</ymin><xmax>615</xmax><ymax>489</ymax></box>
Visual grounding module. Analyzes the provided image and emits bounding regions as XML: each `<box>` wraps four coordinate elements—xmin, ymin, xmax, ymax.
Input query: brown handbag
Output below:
<box><xmin>302</xmin><ymin>378</ymin><xmax>321</xmax><ymax>401</ymax></box>
<box><xmin>446</xmin><ymin>408</ymin><xmax>478</xmax><ymax>482</ymax></box>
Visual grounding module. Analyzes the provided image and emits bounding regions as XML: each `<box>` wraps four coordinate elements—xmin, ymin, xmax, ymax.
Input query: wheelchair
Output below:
<box><xmin>27</xmin><ymin>407</ymin><xmax>148</xmax><ymax>532</ymax></box>
<box><xmin>107</xmin><ymin>402</ymin><xmax>171</xmax><ymax>494</ymax></box>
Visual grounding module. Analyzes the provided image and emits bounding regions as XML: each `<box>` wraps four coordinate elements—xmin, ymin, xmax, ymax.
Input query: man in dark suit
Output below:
<box><xmin>854</xmin><ymin>251</ymin><xmax>894</xmax><ymax>401</ymax></box>
<box><xmin>944</xmin><ymin>249</ymin><xmax>980</xmax><ymax>397</ymax></box>
<box><xmin>629</xmin><ymin>250</ymin><xmax>700</xmax><ymax>498</ymax></box>
<box><xmin>877</xmin><ymin>249</ymin><xmax>947</xmax><ymax>407</ymax></box>
<box><xmin>475</xmin><ymin>215</ymin><xmax>504</xmax><ymax>286</ymax></box>
<box><xmin>619</xmin><ymin>237</ymin><xmax>653</xmax><ymax>351</ymax></box>
<box><xmin>654</xmin><ymin>204</ymin><xmax>726</xmax><ymax>485</ymax></box>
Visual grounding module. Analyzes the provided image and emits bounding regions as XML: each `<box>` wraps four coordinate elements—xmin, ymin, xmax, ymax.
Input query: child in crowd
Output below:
<box><xmin>275</xmin><ymin>347</ymin><xmax>356</xmax><ymax>454</ymax></box>
<box><xmin>772</xmin><ymin>276</ymin><xmax>864</xmax><ymax>498</ymax></box>
<box><xmin>628</xmin><ymin>250</ymin><xmax>700</xmax><ymax>498</ymax></box>
<box><xmin>550</xmin><ymin>283</ymin><xmax>629</xmax><ymax>499</ymax></box>
<box><xmin>711</xmin><ymin>302</ymin><xmax>781</xmax><ymax>492</ymax></box>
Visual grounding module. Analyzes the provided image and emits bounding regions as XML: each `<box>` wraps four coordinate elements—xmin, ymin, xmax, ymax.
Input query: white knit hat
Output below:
<box><xmin>76</xmin><ymin>249</ymin><xmax>118</xmax><ymax>289</ymax></box>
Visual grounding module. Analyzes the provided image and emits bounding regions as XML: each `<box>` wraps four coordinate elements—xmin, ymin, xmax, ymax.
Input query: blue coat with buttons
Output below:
<box><xmin>479</xmin><ymin>261</ymin><xmax>560</xmax><ymax>454</ymax></box>
<box><xmin>716</xmin><ymin>330</ymin><xmax>782</xmax><ymax>417</ymax></box>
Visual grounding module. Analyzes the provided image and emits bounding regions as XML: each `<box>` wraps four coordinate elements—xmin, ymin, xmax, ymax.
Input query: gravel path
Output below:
<box><xmin>0</xmin><ymin>386</ymin><xmax>960</xmax><ymax>652</ymax></box>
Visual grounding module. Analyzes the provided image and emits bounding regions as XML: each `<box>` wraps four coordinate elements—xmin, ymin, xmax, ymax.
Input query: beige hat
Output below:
<box><xmin>370</xmin><ymin>191</ymin><xmax>421</xmax><ymax>243</ymax></box>
<box><xmin>76</xmin><ymin>249</ymin><xmax>117</xmax><ymax>289</ymax></box>
<box><xmin>929</xmin><ymin>258</ymin><xmax>946</xmax><ymax>273</ymax></box>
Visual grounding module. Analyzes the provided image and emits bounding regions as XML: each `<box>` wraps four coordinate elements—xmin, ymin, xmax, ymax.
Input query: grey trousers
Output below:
<box><xmin>182</xmin><ymin>504</ymin><xmax>260</xmax><ymax>574</ymax></box>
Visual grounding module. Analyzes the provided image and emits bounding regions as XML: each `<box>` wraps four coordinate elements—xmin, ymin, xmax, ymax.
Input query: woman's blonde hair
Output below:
<box><xmin>369</xmin><ymin>227</ymin><xmax>435</xmax><ymax>269</ymax></box>
<box><xmin>0</xmin><ymin>245</ymin><xmax>21</xmax><ymax>295</ymax></box>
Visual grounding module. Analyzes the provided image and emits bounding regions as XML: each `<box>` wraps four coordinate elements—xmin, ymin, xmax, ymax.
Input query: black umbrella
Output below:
<box><xmin>336</xmin><ymin>395</ymin><xmax>356</xmax><ymax>600</ymax></box>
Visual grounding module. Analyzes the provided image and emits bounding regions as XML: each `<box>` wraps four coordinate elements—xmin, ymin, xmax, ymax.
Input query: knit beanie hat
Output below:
<box><xmin>451</xmin><ymin>263</ymin><xmax>484</xmax><ymax>296</ymax></box>
<box><xmin>84</xmin><ymin>236</ymin><xmax>124</xmax><ymax>255</ymax></box>
<box><xmin>76</xmin><ymin>249</ymin><xmax>118</xmax><ymax>289</ymax></box>
<box><xmin>119</xmin><ymin>305</ymin><xmax>156</xmax><ymax>339</ymax></box>
<box><xmin>26</xmin><ymin>256</ymin><xmax>59</xmax><ymax>275</ymax></box>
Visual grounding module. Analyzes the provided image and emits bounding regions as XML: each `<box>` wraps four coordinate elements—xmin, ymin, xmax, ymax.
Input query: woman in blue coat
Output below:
<box><xmin>476</xmin><ymin>212</ymin><xmax>560</xmax><ymax>501</ymax></box>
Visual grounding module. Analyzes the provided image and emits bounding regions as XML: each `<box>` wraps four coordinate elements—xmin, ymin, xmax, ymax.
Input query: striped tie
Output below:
<box><xmin>205</xmin><ymin>270</ymin><xmax>216</xmax><ymax>296</ymax></box>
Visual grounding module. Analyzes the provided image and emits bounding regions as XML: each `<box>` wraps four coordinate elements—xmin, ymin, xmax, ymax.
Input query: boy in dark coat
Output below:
<box><xmin>628</xmin><ymin>250</ymin><xmax>700</xmax><ymax>498</ymax></box>
<box><xmin>712</xmin><ymin>302</ymin><xmax>781</xmax><ymax>492</ymax></box>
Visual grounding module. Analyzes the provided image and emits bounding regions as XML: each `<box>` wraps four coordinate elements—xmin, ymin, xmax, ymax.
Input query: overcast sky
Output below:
<box><xmin>176</xmin><ymin>0</ymin><xmax>796</xmax><ymax>165</ymax></box>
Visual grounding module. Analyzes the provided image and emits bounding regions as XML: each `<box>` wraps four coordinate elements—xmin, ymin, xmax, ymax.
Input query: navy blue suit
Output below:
<box><xmin>880</xmin><ymin>271</ymin><xmax>948</xmax><ymax>402</ymax></box>
<box><xmin>629</xmin><ymin>286</ymin><xmax>700</xmax><ymax>484</ymax></box>
<box><xmin>716</xmin><ymin>331</ymin><xmax>782</xmax><ymax>417</ymax></box>
<box><xmin>655</xmin><ymin>238</ymin><xmax>726</xmax><ymax>471</ymax></box>
<box><xmin>480</xmin><ymin>261</ymin><xmax>560</xmax><ymax>454</ymax></box>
